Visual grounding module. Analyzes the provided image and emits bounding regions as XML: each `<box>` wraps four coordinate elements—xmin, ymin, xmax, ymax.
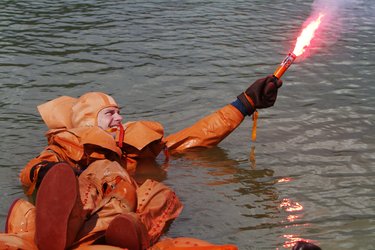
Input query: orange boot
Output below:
<box><xmin>136</xmin><ymin>179</ymin><xmax>183</xmax><ymax>244</ymax></box>
<box><xmin>35</xmin><ymin>163</ymin><xmax>86</xmax><ymax>250</ymax></box>
<box><xmin>0</xmin><ymin>198</ymin><xmax>38</xmax><ymax>249</ymax></box>
<box><xmin>5</xmin><ymin>198</ymin><xmax>35</xmax><ymax>235</ymax></box>
<box><xmin>105</xmin><ymin>213</ymin><xmax>150</xmax><ymax>250</ymax></box>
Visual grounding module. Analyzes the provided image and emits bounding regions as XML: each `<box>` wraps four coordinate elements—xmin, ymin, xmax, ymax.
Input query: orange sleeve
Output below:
<box><xmin>19</xmin><ymin>149</ymin><xmax>60</xmax><ymax>196</ymax></box>
<box><xmin>165</xmin><ymin>104</ymin><xmax>244</xmax><ymax>152</ymax></box>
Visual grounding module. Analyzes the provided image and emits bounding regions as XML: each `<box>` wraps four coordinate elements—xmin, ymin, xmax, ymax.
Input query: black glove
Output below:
<box><xmin>237</xmin><ymin>75</ymin><xmax>282</xmax><ymax>115</ymax></box>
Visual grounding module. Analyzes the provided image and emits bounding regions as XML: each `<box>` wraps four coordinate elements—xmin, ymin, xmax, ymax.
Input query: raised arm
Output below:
<box><xmin>165</xmin><ymin>76</ymin><xmax>282</xmax><ymax>152</ymax></box>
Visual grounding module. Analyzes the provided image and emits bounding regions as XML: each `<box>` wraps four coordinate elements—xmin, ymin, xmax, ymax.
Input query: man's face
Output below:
<box><xmin>97</xmin><ymin>107</ymin><xmax>123</xmax><ymax>131</ymax></box>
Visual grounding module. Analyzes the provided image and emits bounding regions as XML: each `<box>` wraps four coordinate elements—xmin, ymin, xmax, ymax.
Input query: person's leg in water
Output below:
<box><xmin>71</xmin><ymin>159</ymin><xmax>152</xmax><ymax>250</ymax></box>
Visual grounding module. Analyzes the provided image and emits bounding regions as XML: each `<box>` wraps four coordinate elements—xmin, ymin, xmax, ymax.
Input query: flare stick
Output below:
<box><xmin>272</xmin><ymin>13</ymin><xmax>324</xmax><ymax>80</ymax></box>
<box><xmin>273</xmin><ymin>52</ymin><xmax>297</xmax><ymax>79</ymax></box>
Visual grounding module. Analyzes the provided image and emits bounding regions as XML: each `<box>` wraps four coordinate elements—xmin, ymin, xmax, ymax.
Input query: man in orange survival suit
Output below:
<box><xmin>2</xmin><ymin>75</ymin><xmax>282</xmax><ymax>250</ymax></box>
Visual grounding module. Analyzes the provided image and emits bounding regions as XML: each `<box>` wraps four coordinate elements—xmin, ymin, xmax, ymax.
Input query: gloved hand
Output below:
<box><xmin>236</xmin><ymin>75</ymin><xmax>282</xmax><ymax>116</ymax></box>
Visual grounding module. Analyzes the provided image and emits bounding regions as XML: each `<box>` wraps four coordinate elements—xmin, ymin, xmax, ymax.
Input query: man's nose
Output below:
<box><xmin>114</xmin><ymin>113</ymin><xmax>123</xmax><ymax>122</ymax></box>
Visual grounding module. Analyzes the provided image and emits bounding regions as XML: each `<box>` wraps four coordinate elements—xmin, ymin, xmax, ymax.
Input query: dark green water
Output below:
<box><xmin>0</xmin><ymin>0</ymin><xmax>374</xmax><ymax>249</ymax></box>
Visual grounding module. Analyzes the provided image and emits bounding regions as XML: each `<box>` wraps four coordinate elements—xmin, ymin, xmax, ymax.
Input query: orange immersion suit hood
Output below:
<box><xmin>37</xmin><ymin>96</ymin><xmax>77</xmax><ymax>129</ymax></box>
<box><xmin>71</xmin><ymin>92</ymin><xmax>119</xmax><ymax>128</ymax></box>
<box><xmin>38</xmin><ymin>92</ymin><xmax>119</xmax><ymax>129</ymax></box>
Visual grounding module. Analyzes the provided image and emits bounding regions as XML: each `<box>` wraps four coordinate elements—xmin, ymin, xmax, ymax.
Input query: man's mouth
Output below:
<box><xmin>109</xmin><ymin>123</ymin><xmax>121</xmax><ymax>128</ymax></box>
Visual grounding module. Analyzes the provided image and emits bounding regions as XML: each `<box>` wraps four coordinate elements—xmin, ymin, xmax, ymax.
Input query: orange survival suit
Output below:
<box><xmin>2</xmin><ymin>92</ymin><xmax>243</xmax><ymax>250</ymax></box>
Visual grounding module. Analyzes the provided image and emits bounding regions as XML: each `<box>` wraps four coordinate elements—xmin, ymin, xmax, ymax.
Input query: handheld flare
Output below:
<box><xmin>273</xmin><ymin>52</ymin><xmax>296</xmax><ymax>79</ymax></box>
<box><xmin>273</xmin><ymin>13</ymin><xmax>324</xmax><ymax>80</ymax></box>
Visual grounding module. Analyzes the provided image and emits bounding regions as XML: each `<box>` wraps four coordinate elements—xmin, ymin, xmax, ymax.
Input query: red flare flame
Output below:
<box><xmin>293</xmin><ymin>13</ymin><xmax>325</xmax><ymax>56</ymax></box>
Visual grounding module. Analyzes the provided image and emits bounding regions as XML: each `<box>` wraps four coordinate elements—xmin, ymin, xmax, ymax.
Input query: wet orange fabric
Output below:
<box><xmin>70</xmin><ymin>160</ymin><xmax>182</xmax><ymax>248</ymax></box>
<box><xmin>77</xmin><ymin>159</ymin><xmax>137</xmax><ymax>216</ymax></box>
<box><xmin>38</xmin><ymin>96</ymin><xmax>76</xmax><ymax>129</ymax></box>
<box><xmin>0</xmin><ymin>233</ymin><xmax>38</xmax><ymax>250</ymax></box>
<box><xmin>0</xmin><ymin>199</ymin><xmax>37</xmax><ymax>249</ymax></box>
<box><xmin>116</xmin><ymin>121</ymin><xmax>166</xmax><ymax>173</ymax></box>
<box><xmin>164</xmin><ymin>104</ymin><xmax>244</xmax><ymax>151</ymax></box>
<box><xmin>5</xmin><ymin>199</ymin><xmax>35</xmax><ymax>236</ymax></box>
<box><xmin>122</xmin><ymin>121</ymin><xmax>165</xmax><ymax>151</ymax></box>
<box><xmin>74</xmin><ymin>245</ymin><xmax>123</xmax><ymax>250</ymax></box>
<box><xmin>69</xmin><ymin>237</ymin><xmax>238</xmax><ymax>250</ymax></box>
<box><xmin>149</xmin><ymin>237</ymin><xmax>238</xmax><ymax>250</ymax></box>
<box><xmin>116</xmin><ymin>104</ymin><xmax>244</xmax><ymax>168</ymax></box>
<box><xmin>65</xmin><ymin>146</ymin><xmax>133</xmax><ymax>247</ymax></box>
<box><xmin>20</xmin><ymin>126</ymin><xmax>122</xmax><ymax>196</ymax></box>
<box><xmin>136</xmin><ymin>179</ymin><xmax>183</xmax><ymax>244</ymax></box>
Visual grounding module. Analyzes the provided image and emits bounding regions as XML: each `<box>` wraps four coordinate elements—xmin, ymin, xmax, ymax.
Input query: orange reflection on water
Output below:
<box><xmin>279</xmin><ymin>198</ymin><xmax>304</xmax><ymax>212</ymax></box>
<box><xmin>286</xmin><ymin>214</ymin><xmax>299</xmax><ymax>222</ymax></box>
<box><xmin>277</xmin><ymin>177</ymin><xmax>293</xmax><ymax>183</ymax></box>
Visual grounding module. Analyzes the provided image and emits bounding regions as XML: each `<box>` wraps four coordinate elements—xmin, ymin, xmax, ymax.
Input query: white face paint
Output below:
<box><xmin>97</xmin><ymin>107</ymin><xmax>123</xmax><ymax>131</ymax></box>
